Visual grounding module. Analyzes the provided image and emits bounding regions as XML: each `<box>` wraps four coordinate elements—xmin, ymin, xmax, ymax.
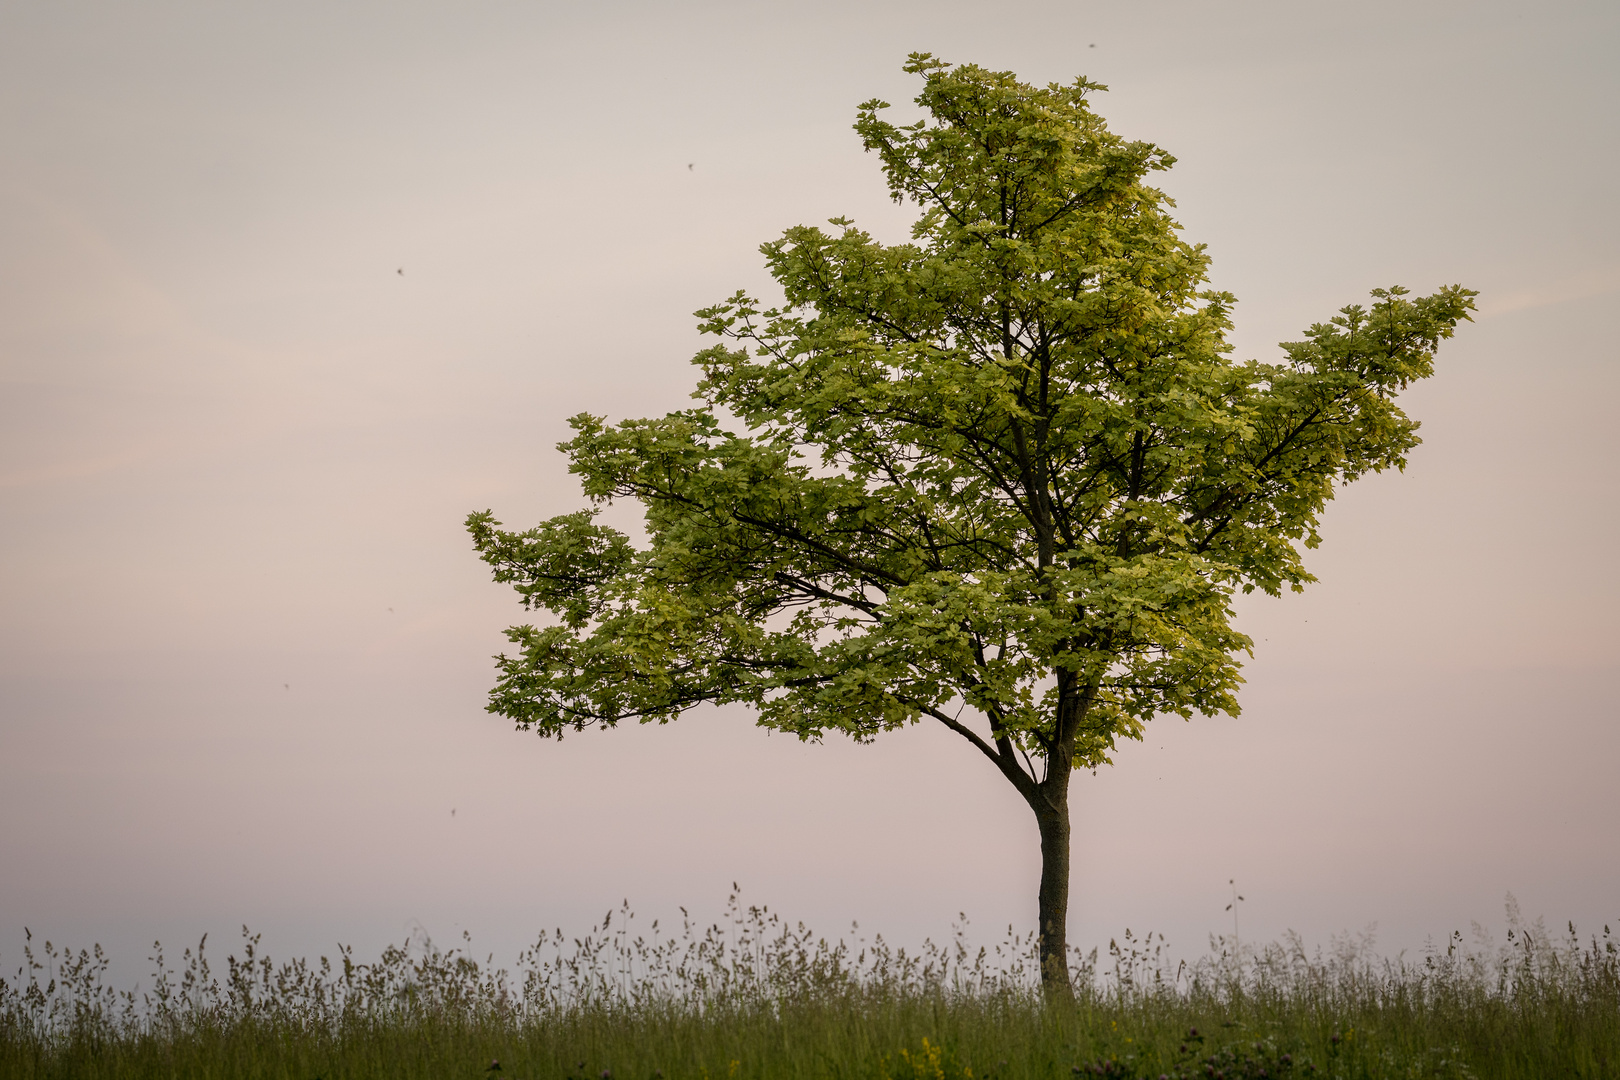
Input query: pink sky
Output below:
<box><xmin>2</xmin><ymin>0</ymin><xmax>1616</xmax><ymax>983</ymax></box>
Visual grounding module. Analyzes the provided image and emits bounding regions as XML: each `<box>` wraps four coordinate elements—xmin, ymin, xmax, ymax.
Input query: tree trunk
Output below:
<box><xmin>1033</xmin><ymin>793</ymin><xmax>1073</xmax><ymax>998</ymax></box>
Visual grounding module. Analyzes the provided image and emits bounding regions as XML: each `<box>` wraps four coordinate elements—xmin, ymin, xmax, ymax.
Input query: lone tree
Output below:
<box><xmin>468</xmin><ymin>55</ymin><xmax>1475</xmax><ymax>996</ymax></box>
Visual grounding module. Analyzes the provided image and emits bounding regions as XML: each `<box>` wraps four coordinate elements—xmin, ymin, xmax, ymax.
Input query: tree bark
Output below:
<box><xmin>1033</xmin><ymin>789</ymin><xmax>1073</xmax><ymax>998</ymax></box>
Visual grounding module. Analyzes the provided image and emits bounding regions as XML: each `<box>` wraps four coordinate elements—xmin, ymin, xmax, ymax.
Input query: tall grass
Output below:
<box><xmin>3</xmin><ymin>892</ymin><xmax>1615</xmax><ymax>1079</ymax></box>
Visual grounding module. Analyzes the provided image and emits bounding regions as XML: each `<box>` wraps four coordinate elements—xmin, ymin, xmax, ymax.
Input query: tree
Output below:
<box><xmin>466</xmin><ymin>54</ymin><xmax>1476</xmax><ymax>997</ymax></box>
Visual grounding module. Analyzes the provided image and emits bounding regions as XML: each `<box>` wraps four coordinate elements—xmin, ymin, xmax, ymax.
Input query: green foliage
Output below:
<box><xmin>467</xmin><ymin>54</ymin><xmax>1475</xmax><ymax>777</ymax></box>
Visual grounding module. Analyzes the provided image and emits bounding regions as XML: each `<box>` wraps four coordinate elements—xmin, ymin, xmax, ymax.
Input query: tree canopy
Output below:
<box><xmin>468</xmin><ymin>53</ymin><xmax>1475</xmax><ymax>993</ymax></box>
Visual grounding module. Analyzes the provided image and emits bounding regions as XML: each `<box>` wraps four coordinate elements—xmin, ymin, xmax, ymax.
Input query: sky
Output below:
<box><xmin>2</xmin><ymin>0</ymin><xmax>1617</xmax><ymax>987</ymax></box>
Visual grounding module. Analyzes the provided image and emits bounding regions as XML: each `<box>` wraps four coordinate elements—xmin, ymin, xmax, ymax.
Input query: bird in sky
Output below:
<box><xmin>397</xmin><ymin>268</ymin><xmax>403</xmax><ymax>275</ymax></box>
<box><xmin>688</xmin><ymin>163</ymin><xmax>694</xmax><ymax>170</ymax></box>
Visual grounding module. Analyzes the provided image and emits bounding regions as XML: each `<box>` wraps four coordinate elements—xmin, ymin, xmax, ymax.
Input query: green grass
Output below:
<box><xmin>4</xmin><ymin>896</ymin><xmax>1616</xmax><ymax>1080</ymax></box>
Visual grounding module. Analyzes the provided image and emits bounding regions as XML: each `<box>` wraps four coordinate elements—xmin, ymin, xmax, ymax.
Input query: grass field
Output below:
<box><xmin>4</xmin><ymin>895</ymin><xmax>1616</xmax><ymax>1079</ymax></box>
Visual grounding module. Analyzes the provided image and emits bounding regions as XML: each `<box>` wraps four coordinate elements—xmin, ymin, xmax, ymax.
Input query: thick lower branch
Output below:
<box><xmin>913</xmin><ymin>701</ymin><xmax>1037</xmax><ymax>798</ymax></box>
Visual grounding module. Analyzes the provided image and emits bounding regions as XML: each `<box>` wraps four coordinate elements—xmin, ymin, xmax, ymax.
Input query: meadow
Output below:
<box><xmin>3</xmin><ymin>893</ymin><xmax>1615</xmax><ymax>1080</ymax></box>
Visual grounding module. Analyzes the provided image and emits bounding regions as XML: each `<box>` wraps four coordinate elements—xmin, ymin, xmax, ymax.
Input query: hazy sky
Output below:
<box><xmin>3</xmin><ymin>0</ymin><xmax>1617</xmax><ymax>983</ymax></box>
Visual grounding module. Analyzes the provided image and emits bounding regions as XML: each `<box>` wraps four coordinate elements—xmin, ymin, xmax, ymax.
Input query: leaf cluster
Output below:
<box><xmin>468</xmin><ymin>55</ymin><xmax>1474</xmax><ymax>780</ymax></box>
